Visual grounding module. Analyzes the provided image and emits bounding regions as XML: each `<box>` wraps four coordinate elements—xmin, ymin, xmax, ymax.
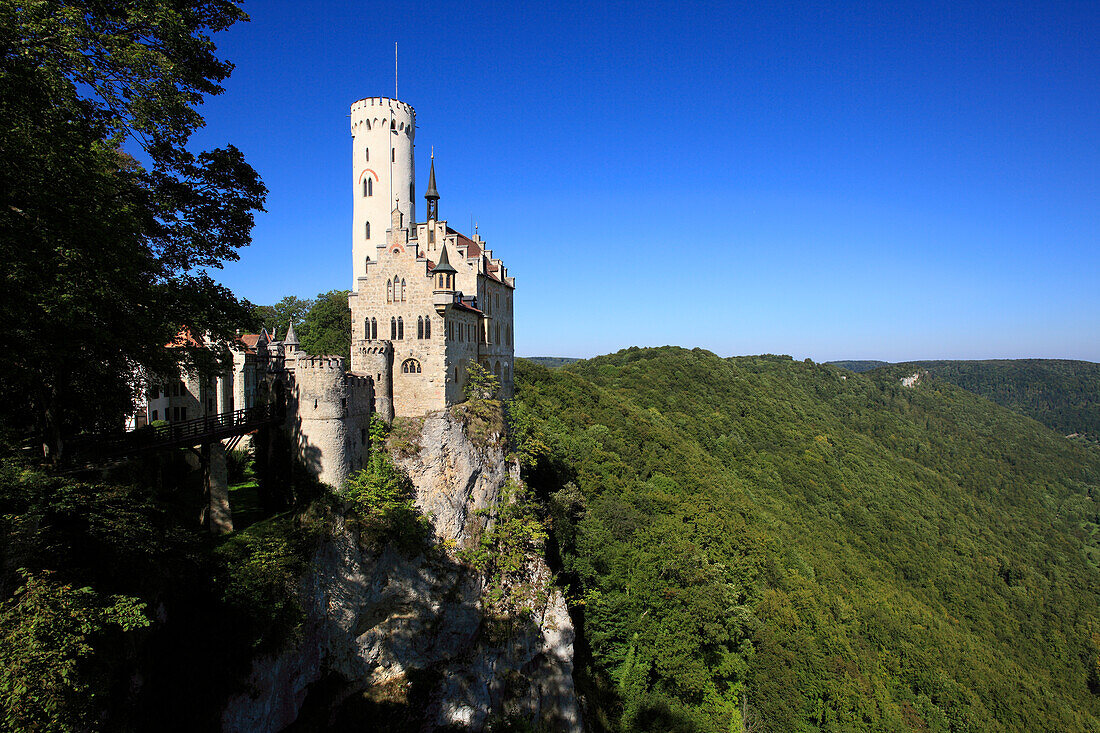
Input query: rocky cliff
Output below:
<box><xmin>221</xmin><ymin>408</ymin><xmax>582</xmax><ymax>732</ymax></box>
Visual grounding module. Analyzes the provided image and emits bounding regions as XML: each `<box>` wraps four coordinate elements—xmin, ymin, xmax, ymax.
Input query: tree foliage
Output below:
<box><xmin>514</xmin><ymin>348</ymin><xmax>1100</xmax><ymax>732</ymax></box>
<box><xmin>299</xmin><ymin>289</ymin><xmax>352</xmax><ymax>363</ymax></box>
<box><xmin>0</xmin><ymin>0</ymin><xmax>265</xmax><ymax>454</ymax></box>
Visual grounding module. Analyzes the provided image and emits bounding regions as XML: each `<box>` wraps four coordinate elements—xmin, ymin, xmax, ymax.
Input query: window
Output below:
<box><xmin>371</xmin><ymin>318</ymin><xmax>377</xmax><ymax>340</ymax></box>
<box><xmin>361</xmin><ymin>428</ymin><xmax>367</xmax><ymax>445</ymax></box>
<box><xmin>391</xmin><ymin>316</ymin><xmax>397</xmax><ymax>339</ymax></box>
<box><xmin>387</xmin><ymin>281</ymin><xmax>392</xmax><ymax>303</ymax></box>
<box><xmin>425</xmin><ymin>316</ymin><xmax>431</xmax><ymax>339</ymax></box>
<box><xmin>417</xmin><ymin>316</ymin><xmax>424</xmax><ymax>339</ymax></box>
<box><xmin>391</xmin><ymin>148</ymin><xmax>395</xmax><ymax>162</ymax></box>
<box><xmin>365</xmin><ymin>222</ymin><xmax>370</xmax><ymax>240</ymax></box>
<box><xmin>365</xmin><ymin>148</ymin><xmax>369</xmax><ymax>162</ymax></box>
<box><xmin>495</xmin><ymin>323</ymin><xmax>500</xmax><ymax>344</ymax></box>
<box><xmin>364</xmin><ymin>177</ymin><xmax>373</xmax><ymax>197</ymax></box>
<box><xmin>151</xmin><ymin>410</ymin><xmax>158</xmax><ymax>421</ymax></box>
<box><xmin>495</xmin><ymin>361</ymin><xmax>502</xmax><ymax>378</ymax></box>
<box><xmin>397</xmin><ymin>316</ymin><xmax>404</xmax><ymax>340</ymax></box>
<box><xmin>365</xmin><ymin>318</ymin><xmax>371</xmax><ymax>339</ymax></box>
<box><xmin>401</xmin><ymin>358</ymin><xmax>421</xmax><ymax>374</ymax></box>
<box><xmin>400</xmin><ymin>279</ymin><xmax>406</xmax><ymax>302</ymax></box>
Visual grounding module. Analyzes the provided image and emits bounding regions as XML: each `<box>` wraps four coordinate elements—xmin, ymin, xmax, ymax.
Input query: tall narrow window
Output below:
<box><xmin>363</xmin><ymin>178</ymin><xmax>368</xmax><ymax>197</ymax></box>
<box><xmin>367</xmin><ymin>178</ymin><xmax>373</xmax><ymax>196</ymax></box>
<box><xmin>417</xmin><ymin>316</ymin><xmax>424</xmax><ymax>339</ymax></box>
<box><xmin>391</xmin><ymin>317</ymin><xmax>397</xmax><ymax>340</ymax></box>
<box><xmin>397</xmin><ymin>317</ymin><xmax>404</xmax><ymax>340</ymax></box>
<box><xmin>365</xmin><ymin>318</ymin><xmax>370</xmax><ymax>339</ymax></box>
<box><xmin>391</xmin><ymin>148</ymin><xmax>395</xmax><ymax>162</ymax></box>
<box><xmin>387</xmin><ymin>281</ymin><xmax>392</xmax><ymax>303</ymax></box>
<box><xmin>371</xmin><ymin>318</ymin><xmax>377</xmax><ymax>340</ymax></box>
<box><xmin>425</xmin><ymin>316</ymin><xmax>431</xmax><ymax>339</ymax></box>
<box><xmin>400</xmin><ymin>279</ymin><xmax>406</xmax><ymax>302</ymax></box>
<box><xmin>365</xmin><ymin>222</ymin><xmax>370</xmax><ymax>240</ymax></box>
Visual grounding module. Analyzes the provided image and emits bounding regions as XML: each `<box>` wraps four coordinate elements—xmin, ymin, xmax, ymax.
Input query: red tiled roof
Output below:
<box><xmin>167</xmin><ymin>328</ymin><xmax>202</xmax><ymax>348</ymax></box>
<box><xmin>453</xmin><ymin>300</ymin><xmax>483</xmax><ymax>315</ymax></box>
<box><xmin>446</xmin><ymin>226</ymin><xmax>482</xmax><ymax>258</ymax></box>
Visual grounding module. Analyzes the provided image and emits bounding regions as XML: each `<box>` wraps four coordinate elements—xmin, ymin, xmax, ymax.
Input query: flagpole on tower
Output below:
<box><xmin>394</xmin><ymin>42</ymin><xmax>398</xmax><ymax>99</ymax></box>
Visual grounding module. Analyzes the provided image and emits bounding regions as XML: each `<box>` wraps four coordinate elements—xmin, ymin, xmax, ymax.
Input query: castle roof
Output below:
<box><xmin>425</xmin><ymin>157</ymin><xmax>439</xmax><ymax>201</ymax></box>
<box><xmin>167</xmin><ymin>328</ymin><xmax>202</xmax><ymax>348</ymax></box>
<box><xmin>284</xmin><ymin>320</ymin><xmax>299</xmax><ymax>347</ymax></box>
<box><xmin>431</xmin><ymin>244</ymin><xmax>457</xmax><ymax>274</ymax></box>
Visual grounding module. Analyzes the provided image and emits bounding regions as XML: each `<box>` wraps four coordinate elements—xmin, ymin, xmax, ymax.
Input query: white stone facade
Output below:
<box><xmin>348</xmin><ymin>96</ymin><xmax>515</xmax><ymax>418</ymax></box>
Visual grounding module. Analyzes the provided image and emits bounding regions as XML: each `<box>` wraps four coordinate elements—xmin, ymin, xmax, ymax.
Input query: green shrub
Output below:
<box><xmin>0</xmin><ymin>570</ymin><xmax>148</xmax><ymax>732</ymax></box>
<box><xmin>344</xmin><ymin>453</ymin><xmax>429</xmax><ymax>553</ymax></box>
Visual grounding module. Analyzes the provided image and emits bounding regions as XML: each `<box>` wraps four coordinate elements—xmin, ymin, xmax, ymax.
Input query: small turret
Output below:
<box><xmin>432</xmin><ymin>244</ymin><xmax>457</xmax><ymax>311</ymax></box>
<box><xmin>284</xmin><ymin>320</ymin><xmax>300</xmax><ymax>355</ymax></box>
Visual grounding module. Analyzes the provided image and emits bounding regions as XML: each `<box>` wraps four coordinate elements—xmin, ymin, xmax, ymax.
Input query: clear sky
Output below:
<box><xmin>191</xmin><ymin>0</ymin><xmax>1099</xmax><ymax>362</ymax></box>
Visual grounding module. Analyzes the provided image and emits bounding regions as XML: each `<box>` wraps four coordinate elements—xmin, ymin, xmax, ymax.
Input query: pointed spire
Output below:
<box><xmin>284</xmin><ymin>320</ymin><xmax>299</xmax><ymax>348</ymax></box>
<box><xmin>432</xmin><ymin>243</ymin><xmax>457</xmax><ymax>275</ymax></box>
<box><xmin>425</xmin><ymin>150</ymin><xmax>439</xmax><ymax>221</ymax></box>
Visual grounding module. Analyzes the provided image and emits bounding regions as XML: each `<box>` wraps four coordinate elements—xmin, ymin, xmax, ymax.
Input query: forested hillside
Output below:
<box><xmin>511</xmin><ymin>348</ymin><xmax>1100</xmax><ymax>732</ymax></box>
<box><xmin>892</xmin><ymin>359</ymin><xmax>1100</xmax><ymax>441</ymax></box>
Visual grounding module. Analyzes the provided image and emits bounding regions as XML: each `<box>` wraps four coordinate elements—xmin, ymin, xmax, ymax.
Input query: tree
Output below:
<box><xmin>0</xmin><ymin>1</ymin><xmax>266</xmax><ymax>457</ymax></box>
<box><xmin>252</xmin><ymin>295</ymin><xmax>314</xmax><ymax>340</ymax></box>
<box><xmin>299</xmin><ymin>290</ymin><xmax>351</xmax><ymax>364</ymax></box>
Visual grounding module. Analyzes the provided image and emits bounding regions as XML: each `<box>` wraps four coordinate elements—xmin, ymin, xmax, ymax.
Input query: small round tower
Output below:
<box><xmin>355</xmin><ymin>341</ymin><xmax>394</xmax><ymax>423</ymax></box>
<box><xmin>350</xmin><ymin>97</ymin><xmax>416</xmax><ymax>286</ymax></box>
<box><xmin>293</xmin><ymin>355</ymin><xmax>370</xmax><ymax>489</ymax></box>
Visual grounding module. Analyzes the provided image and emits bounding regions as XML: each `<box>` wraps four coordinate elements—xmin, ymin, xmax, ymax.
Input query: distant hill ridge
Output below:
<box><xmin>828</xmin><ymin>358</ymin><xmax>1100</xmax><ymax>440</ymax></box>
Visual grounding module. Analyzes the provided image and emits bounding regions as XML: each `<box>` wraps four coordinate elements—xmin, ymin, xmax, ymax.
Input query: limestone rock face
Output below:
<box><xmin>221</xmin><ymin>409</ymin><xmax>581</xmax><ymax>732</ymax></box>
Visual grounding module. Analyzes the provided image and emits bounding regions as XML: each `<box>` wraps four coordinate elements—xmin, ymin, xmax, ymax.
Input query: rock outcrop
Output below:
<box><xmin>222</xmin><ymin>408</ymin><xmax>581</xmax><ymax>732</ymax></box>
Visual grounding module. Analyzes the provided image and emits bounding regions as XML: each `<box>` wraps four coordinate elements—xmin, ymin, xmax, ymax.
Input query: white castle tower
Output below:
<box><xmin>350</xmin><ymin>97</ymin><xmax>416</xmax><ymax>285</ymax></box>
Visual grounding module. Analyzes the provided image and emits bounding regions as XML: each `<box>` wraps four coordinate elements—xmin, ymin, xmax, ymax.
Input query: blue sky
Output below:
<box><xmin>192</xmin><ymin>0</ymin><xmax>1099</xmax><ymax>361</ymax></box>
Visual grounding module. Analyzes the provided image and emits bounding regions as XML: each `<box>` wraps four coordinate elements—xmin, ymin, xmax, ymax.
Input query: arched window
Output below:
<box><xmin>365</xmin><ymin>222</ymin><xmax>370</xmax><ymax>240</ymax></box>
<box><xmin>402</xmin><ymin>358</ymin><xmax>421</xmax><ymax>374</ymax></box>
<box><xmin>454</xmin><ymin>366</ymin><xmax>458</xmax><ymax>382</ymax></box>
<box><xmin>386</xmin><ymin>280</ymin><xmax>392</xmax><ymax>303</ymax></box>
<box><xmin>495</xmin><ymin>324</ymin><xmax>500</xmax><ymax>344</ymax></box>
<box><xmin>365</xmin><ymin>148</ymin><xmax>369</xmax><ymax>161</ymax></box>
<box><xmin>495</xmin><ymin>361</ymin><xmax>502</xmax><ymax>378</ymax></box>
<box><xmin>400</xmin><ymin>279</ymin><xmax>406</xmax><ymax>302</ymax></box>
<box><xmin>417</xmin><ymin>316</ymin><xmax>424</xmax><ymax>339</ymax></box>
<box><xmin>364</xmin><ymin>177</ymin><xmax>372</xmax><ymax>197</ymax></box>
<box><xmin>504</xmin><ymin>365</ymin><xmax>510</xmax><ymax>383</ymax></box>
<box><xmin>364</xmin><ymin>318</ymin><xmax>371</xmax><ymax>339</ymax></box>
<box><xmin>392</xmin><ymin>276</ymin><xmax>400</xmax><ymax>301</ymax></box>
<box><xmin>391</xmin><ymin>147</ymin><xmax>395</xmax><ymax>161</ymax></box>
<box><xmin>425</xmin><ymin>316</ymin><xmax>431</xmax><ymax>339</ymax></box>
<box><xmin>390</xmin><ymin>316</ymin><xmax>397</xmax><ymax>340</ymax></box>
<box><xmin>371</xmin><ymin>317</ymin><xmax>377</xmax><ymax>340</ymax></box>
<box><xmin>397</xmin><ymin>316</ymin><xmax>404</xmax><ymax>340</ymax></box>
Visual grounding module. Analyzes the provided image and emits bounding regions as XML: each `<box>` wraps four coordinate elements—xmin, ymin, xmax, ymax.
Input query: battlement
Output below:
<box><xmin>357</xmin><ymin>341</ymin><xmax>394</xmax><ymax>356</ymax></box>
<box><xmin>350</xmin><ymin>97</ymin><xmax>415</xmax><ymax>135</ymax></box>
<box><xmin>295</xmin><ymin>355</ymin><xmax>346</xmax><ymax>371</ymax></box>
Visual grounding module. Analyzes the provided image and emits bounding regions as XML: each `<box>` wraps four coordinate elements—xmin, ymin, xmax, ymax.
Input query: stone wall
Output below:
<box><xmin>292</xmin><ymin>355</ymin><xmax>371</xmax><ymax>489</ymax></box>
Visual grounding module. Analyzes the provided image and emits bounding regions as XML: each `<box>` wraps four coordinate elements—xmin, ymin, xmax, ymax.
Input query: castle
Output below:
<box><xmin>347</xmin><ymin>97</ymin><xmax>515</xmax><ymax>418</ymax></box>
<box><xmin>131</xmin><ymin>95</ymin><xmax>516</xmax><ymax>491</ymax></box>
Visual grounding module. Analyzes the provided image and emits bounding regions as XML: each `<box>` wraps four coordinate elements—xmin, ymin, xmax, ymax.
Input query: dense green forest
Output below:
<box><xmin>511</xmin><ymin>349</ymin><xmax>1100</xmax><ymax>732</ymax></box>
<box><xmin>827</xmin><ymin>359</ymin><xmax>1100</xmax><ymax>442</ymax></box>
<box><xmin>892</xmin><ymin>360</ymin><xmax>1100</xmax><ymax>441</ymax></box>
<box><xmin>825</xmin><ymin>360</ymin><xmax>889</xmax><ymax>373</ymax></box>
<box><xmin>526</xmin><ymin>357</ymin><xmax>583</xmax><ymax>368</ymax></box>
